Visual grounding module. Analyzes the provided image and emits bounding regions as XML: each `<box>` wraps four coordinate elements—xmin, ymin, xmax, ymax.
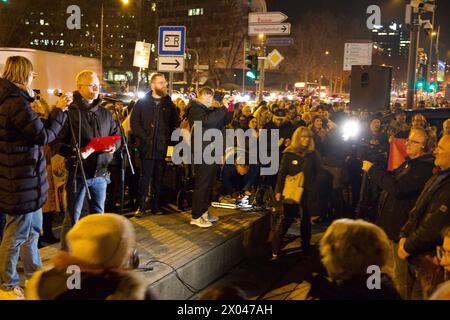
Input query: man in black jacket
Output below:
<box><xmin>131</xmin><ymin>73</ymin><xmax>179</xmax><ymax>216</ymax></box>
<box><xmin>398</xmin><ymin>135</ymin><xmax>450</xmax><ymax>299</ymax></box>
<box><xmin>186</xmin><ymin>87</ymin><xmax>232</xmax><ymax>228</ymax></box>
<box><xmin>362</xmin><ymin>128</ymin><xmax>435</xmax><ymax>298</ymax></box>
<box><xmin>58</xmin><ymin>71</ymin><xmax>120</xmax><ymax>250</ymax></box>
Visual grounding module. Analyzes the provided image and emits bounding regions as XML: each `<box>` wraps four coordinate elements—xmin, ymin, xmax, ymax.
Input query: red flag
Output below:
<box><xmin>388</xmin><ymin>138</ymin><xmax>407</xmax><ymax>171</ymax></box>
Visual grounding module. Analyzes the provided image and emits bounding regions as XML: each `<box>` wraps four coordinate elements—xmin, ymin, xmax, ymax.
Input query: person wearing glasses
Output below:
<box><xmin>397</xmin><ymin>135</ymin><xmax>450</xmax><ymax>299</ymax></box>
<box><xmin>430</xmin><ymin>226</ymin><xmax>450</xmax><ymax>300</ymax></box>
<box><xmin>362</xmin><ymin>127</ymin><xmax>436</xmax><ymax>299</ymax></box>
<box><xmin>0</xmin><ymin>56</ymin><xmax>71</xmax><ymax>299</ymax></box>
<box><xmin>57</xmin><ymin>70</ymin><xmax>120</xmax><ymax>250</ymax></box>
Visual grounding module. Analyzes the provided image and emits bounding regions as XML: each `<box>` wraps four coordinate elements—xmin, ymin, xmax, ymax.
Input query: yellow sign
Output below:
<box><xmin>267</xmin><ymin>49</ymin><xmax>284</xmax><ymax>67</ymax></box>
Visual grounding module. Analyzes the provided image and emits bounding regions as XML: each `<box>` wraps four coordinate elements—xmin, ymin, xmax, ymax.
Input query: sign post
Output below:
<box><xmin>158</xmin><ymin>26</ymin><xmax>186</xmax><ymax>95</ymax></box>
<box><xmin>343</xmin><ymin>43</ymin><xmax>373</xmax><ymax>71</ymax></box>
<box><xmin>133</xmin><ymin>41</ymin><xmax>151</xmax><ymax>93</ymax></box>
<box><xmin>248</xmin><ymin>11</ymin><xmax>290</xmax><ymax>101</ymax></box>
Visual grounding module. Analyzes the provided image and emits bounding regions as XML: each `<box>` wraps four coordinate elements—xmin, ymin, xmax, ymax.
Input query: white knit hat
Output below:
<box><xmin>66</xmin><ymin>213</ymin><xmax>135</xmax><ymax>269</ymax></box>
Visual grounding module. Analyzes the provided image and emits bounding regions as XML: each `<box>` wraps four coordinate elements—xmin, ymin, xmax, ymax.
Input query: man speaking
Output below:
<box><xmin>58</xmin><ymin>70</ymin><xmax>120</xmax><ymax>249</ymax></box>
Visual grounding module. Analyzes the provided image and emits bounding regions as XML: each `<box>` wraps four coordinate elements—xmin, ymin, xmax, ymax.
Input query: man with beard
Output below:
<box><xmin>131</xmin><ymin>73</ymin><xmax>179</xmax><ymax>217</ymax></box>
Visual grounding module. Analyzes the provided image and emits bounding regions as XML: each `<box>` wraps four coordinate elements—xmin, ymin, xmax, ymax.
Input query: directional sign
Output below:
<box><xmin>158</xmin><ymin>26</ymin><xmax>186</xmax><ymax>56</ymax></box>
<box><xmin>133</xmin><ymin>41</ymin><xmax>151</xmax><ymax>69</ymax></box>
<box><xmin>267</xmin><ymin>49</ymin><xmax>284</xmax><ymax>68</ymax></box>
<box><xmin>266</xmin><ymin>37</ymin><xmax>294</xmax><ymax>47</ymax></box>
<box><xmin>343</xmin><ymin>43</ymin><xmax>373</xmax><ymax>71</ymax></box>
<box><xmin>157</xmin><ymin>56</ymin><xmax>185</xmax><ymax>73</ymax></box>
<box><xmin>249</xmin><ymin>12</ymin><xmax>288</xmax><ymax>24</ymax></box>
<box><xmin>248</xmin><ymin>23</ymin><xmax>291</xmax><ymax>36</ymax></box>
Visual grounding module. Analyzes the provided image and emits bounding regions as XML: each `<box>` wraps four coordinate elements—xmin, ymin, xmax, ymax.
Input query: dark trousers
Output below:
<box><xmin>0</xmin><ymin>212</ymin><xmax>5</xmax><ymax>243</ymax></box>
<box><xmin>272</xmin><ymin>202</ymin><xmax>312</xmax><ymax>255</ymax></box>
<box><xmin>192</xmin><ymin>164</ymin><xmax>219</xmax><ymax>219</ymax></box>
<box><xmin>138</xmin><ymin>159</ymin><xmax>165</xmax><ymax>210</ymax></box>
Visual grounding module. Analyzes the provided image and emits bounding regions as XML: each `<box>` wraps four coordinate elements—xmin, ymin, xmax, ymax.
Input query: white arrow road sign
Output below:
<box><xmin>249</xmin><ymin>12</ymin><xmax>288</xmax><ymax>24</ymax></box>
<box><xmin>248</xmin><ymin>23</ymin><xmax>291</xmax><ymax>36</ymax></box>
<box><xmin>158</xmin><ymin>56</ymin><xmax>185</xmax><ymax>73</ymax></box>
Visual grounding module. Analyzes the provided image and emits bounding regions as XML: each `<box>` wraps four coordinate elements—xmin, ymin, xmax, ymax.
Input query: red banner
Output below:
<box><xmin>388</xmin><ymin>138</ymin><xmax>407</xmax><ymax>171</ymax></box>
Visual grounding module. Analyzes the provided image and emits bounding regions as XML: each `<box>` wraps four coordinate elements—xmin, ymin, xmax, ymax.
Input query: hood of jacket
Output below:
<box><xmin>0</xmin><ymin>78</ymin><xmax>34</xmax><ymax>105</ymax></box>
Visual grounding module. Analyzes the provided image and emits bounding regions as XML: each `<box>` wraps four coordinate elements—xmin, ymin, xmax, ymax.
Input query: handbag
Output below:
<box><xmin>282</xmin><ymin>172</ymin><xmax>304</xmax><ymax>204</ymax></box>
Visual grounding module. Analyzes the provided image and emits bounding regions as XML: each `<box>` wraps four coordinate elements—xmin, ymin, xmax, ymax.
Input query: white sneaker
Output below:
<box><xmin>0</xmin><ymin>287</ymin><xmax>25</xmax><ymax>300</ymax></box>
<box><xmin>202</xmin><ymin>211</ymin><xmax>219</xmax><ymax>223</ymax></box>
<box><xmin>190</xmin><ymin>216</ymin><xmax>213</xmax><ymax>228</ymax></box>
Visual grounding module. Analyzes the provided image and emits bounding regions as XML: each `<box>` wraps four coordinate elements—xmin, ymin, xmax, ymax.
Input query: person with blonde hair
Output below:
<box><xmin>442</xmin><ymin>119</ymin><xmax>450</xmax><ymax>137</ymax></box>
<box><xmin>307</xmin><ymin>219</ymin><xmax>401</xmax><ymax>300</ymax></box>
<box><xmin>273</xmin><ymin>126</ymin><xmax>321</xmax><ymax>257</ymax></box>
<box><xmin>26</xmin><ymin>214</ymin><xmax>147</xmax><ymax>300</ymax></box>
<box><xmin>0</xmin><ymin>56</ymin><xmax>72</xmax><ymax>299</ymax></box>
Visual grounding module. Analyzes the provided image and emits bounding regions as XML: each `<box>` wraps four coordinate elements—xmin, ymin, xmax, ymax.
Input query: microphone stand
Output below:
<box><xmin>67</xmin><ymin>110</ymin><xmax>91</xmax><ymax>200</ymax></box>
<box><xmin>113</xmin><ymin>107</ymin><xmax>135</xmax><ymax>214</ymax></box>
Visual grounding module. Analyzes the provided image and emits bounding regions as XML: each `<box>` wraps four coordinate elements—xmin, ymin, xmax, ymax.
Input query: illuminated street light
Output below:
<box><xmin>325</xmin><ymin>51</ymin><xmax>330</xmax><ymax>55</ymax></box>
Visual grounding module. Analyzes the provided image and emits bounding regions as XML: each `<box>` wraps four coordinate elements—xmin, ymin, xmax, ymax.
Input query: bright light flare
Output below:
<box><xmin>342</xmin><ymin>120</ymin><xmax>360</xmax><ymax>141</ymax></box>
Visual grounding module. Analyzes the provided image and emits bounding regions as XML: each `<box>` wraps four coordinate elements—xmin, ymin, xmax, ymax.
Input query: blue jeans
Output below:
<box><xmin>0</xmin><ymin>213</ymin><xmax>6</xmax><ymax>242</ymax></box>
<box><xmin>60</xmin><ymin>174</ymin><xmax>108</xmax><ymax>250</ymax></box>
<box><xmin>0</xmin><ymin>209</ymin><xmax>42</xmax><ymax>290</ymax></box>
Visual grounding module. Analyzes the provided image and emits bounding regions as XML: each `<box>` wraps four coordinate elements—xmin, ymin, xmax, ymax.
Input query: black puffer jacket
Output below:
<box><xmin>130</xmin><ymin>92</ymin><xmax>179</xmax><ymax>160</ymax></box>
<box><xmin>400</xmin><ymin>170</ymin><xmax>450</xmax><ymax>257</ymax></box>
<box><xmin>58</xmin><ymin>91</ymin><xmax>119</xmax><ymax>179</ymax></box>
<box><xmin>0</xmin><ymin>78</ymin><xmax>66</xmax><ymax>215</ymax></box>
<box><xmin>368</xmin><ymin>154</ymin><xmax>435</xmax><ymax>241</ymax></box>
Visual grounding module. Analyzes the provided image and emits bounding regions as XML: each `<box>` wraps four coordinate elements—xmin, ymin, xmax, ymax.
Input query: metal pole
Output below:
<box><xmin>186</xmin><ymin>49</ymin><xmax>199</xmax><ymax>93</ymax></box>
<box><xmin>427</xmin><ymin>9</ymin><xmax>435</xmax><ymax>82</ymax></box>
<box><xmin>136</xmin><ymin>67</ymin><xmax>142</xmax><ymax>93</ymax></box>
<box><xmin>243</xmin><ymin>37</ymin><xmax>246</xmax><ymax>93</ymax></box>
<box><xmin>258</xmin><ymin>36</ymin><xmax>266</xmax><ymax>102</ymax></box>
<box><xmin>100</xmin><ymin>3</ymin><xmax>104</xmax><ymax>69</ymax></box>
<box><xmin>406</xmin><ymin>6</ymin><xmax>420</xmax><ymax>108</ymax></box>
<box><xmin>169</xmin><ymin>72</ymin><xmax>174</xmax><ymax>96</ymax></box>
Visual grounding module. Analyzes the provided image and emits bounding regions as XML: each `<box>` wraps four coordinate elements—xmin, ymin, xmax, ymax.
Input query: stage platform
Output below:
<box><xmin>39</xmin><ymin>205</ymin><xmax>271</xmax><ymax>300</ymax></box>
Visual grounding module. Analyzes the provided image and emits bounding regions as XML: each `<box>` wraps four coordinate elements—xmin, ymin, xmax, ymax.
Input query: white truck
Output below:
<box><xmin>0</xmin><ymin>48</ymin><xmax>101</xmax><ymax>105</ymax></box>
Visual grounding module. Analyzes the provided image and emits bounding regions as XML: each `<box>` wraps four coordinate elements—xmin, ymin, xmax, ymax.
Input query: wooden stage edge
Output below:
<box><xmin>39</xmin><ymin>205</ymin><xmax>272</xmax><ymax>299</ymax></box>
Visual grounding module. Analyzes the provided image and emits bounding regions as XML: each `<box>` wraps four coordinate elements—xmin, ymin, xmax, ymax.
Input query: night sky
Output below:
<box><xmin>266</xmin><ymin>0</ymin><xmax>449</xmax><ymax>62</ymax></box>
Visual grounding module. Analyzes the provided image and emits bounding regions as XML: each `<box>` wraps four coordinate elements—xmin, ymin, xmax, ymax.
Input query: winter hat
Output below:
<box><xmin>66</xmin><ymin>213</ymin><xmax>135</xmax><ymax>269</ymax></box>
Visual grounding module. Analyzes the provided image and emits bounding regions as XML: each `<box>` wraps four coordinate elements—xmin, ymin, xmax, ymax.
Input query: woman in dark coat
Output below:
<box><xmin>361</xmin><ymin>127</ymin><xmax>436</xmax><ymax>299</ymax></box>
<box><xmin>273</xmin><ymin>126</ymin><xmax>321</xmax><ymax>257</ymax></box>
<box><xmin>0</xmin><ymin>56</ymin><xmax>71</xmax><ymax>299</ymax></box>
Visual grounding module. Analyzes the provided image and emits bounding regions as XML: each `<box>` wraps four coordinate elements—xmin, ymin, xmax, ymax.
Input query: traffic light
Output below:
<box><xmin>245</xmin><ymin>54</ymin><xmax>258</xmax><ymax>81</ymax></box>
<box><xmin>428</xmin><ymin>82</ymin><xmax>437</xmax><ymax>92</ymax></box>
<box><xmin>416</xmin><ymin>79</ymin><xmax>425</xmax><ymax>89</ymax></box>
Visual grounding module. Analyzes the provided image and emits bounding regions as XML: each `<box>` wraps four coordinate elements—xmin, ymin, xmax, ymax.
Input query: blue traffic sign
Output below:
<box><xmin>266</xmin><ymin>37</ymin><xmax>294</xmax><ymax>47</ymax></box>
<box><xmin>158</xmin><ymin>26</ymin><xmax>186</xmax><ymax>56</ymax></box>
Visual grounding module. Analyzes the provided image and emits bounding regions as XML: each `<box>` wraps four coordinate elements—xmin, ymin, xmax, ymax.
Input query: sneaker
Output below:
<box><xmin>190</xmin><ymin>216</ymin><xmax>213</xmax><ymax>228</ymax></box>
<box><xmin>202</xmin><ymin>211</ymin><xmax>219</xmax><ymax>223</ymax></box>
<box><xmin>151</xmin><ymin>206</ymin><xmax>163</xmax><ymax>215</ymax></box>
<box><xmin>0</xmin><ymin>287</ymin><xmax>25</xmax><ymax>300</ymax></box>
<box><xmin>134</xmin><ymin>208</ymin><xmax>149</xmax><ymax>218</ymax></box>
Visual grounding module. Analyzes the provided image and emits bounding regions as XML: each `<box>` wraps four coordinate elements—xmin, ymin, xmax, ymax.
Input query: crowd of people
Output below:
<box><xmin>0</xmin><ymin>55</ymin><xmax>449</xmax><ymax>300</ymax></box>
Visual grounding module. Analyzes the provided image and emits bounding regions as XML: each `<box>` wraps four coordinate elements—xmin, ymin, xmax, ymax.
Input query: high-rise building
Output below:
<box><xmin>371</xmin><ymin>22</ymin><xmax>410</xmax><ymax>58</ymax></box>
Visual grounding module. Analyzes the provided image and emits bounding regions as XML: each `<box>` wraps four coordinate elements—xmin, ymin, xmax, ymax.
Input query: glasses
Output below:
<box><xmin>81</xmin><ymin>84</ymin><xmax>100</xmax><ymax>90</ymax></box>
<box><xmin>437</xmin><ymin>246</ymin><xmax>450</xmax><ymax>262</ymax></box>
<box><xmin>300</xmin><ymin>135</ymin><xmax>312</xmax><ymax>138</ymax></box>
<box><xmin>406</xmin><ymin>139</ymin><xmax>422</xmax><ymax>145</ymax></box>
<box><xmin>29</xmin><ymin>72</ymin><xmax>37</xmax><ymax>79</ymax></box>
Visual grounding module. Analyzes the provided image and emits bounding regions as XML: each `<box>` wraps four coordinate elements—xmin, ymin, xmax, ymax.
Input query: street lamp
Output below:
<box><xmin>100</xmin><ymin>0</ymin><xmax>130</xmax><ymax>68</ymax></box>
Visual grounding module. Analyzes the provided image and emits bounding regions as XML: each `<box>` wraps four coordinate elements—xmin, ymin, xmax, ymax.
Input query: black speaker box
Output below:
<box><xmin>350</xmin><ymin>65</ymin><xmax>393</xmax><ymax>112</ymax></box>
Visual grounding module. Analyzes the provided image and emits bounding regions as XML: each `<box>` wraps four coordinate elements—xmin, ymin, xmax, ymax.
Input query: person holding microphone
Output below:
<box><xmin>0</xmin><ymin>56</ymin><xmax>71</xmax><ymax>300</ymax></box>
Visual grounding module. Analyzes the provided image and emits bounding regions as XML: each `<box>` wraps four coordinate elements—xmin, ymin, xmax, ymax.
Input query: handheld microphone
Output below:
<box><xmin>53</xmin><ymin>89</ymin><xmax>63</xmax><ymax>97</ymax></box>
